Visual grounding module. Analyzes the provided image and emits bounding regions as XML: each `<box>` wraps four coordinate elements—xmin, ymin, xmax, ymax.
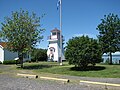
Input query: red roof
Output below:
<box><xmin>51</xmin><ymin>28</ymin><xmax>60</xmax><ymax>32</ymax></box>
<box><xmin>0</xmin><ymin>42</ymin><xmax>7</xmax><ymax>48</ymax></box>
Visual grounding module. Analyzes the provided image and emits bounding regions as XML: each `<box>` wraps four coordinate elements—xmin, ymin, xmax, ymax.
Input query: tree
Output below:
<box><xmin>31</xmin><ymin>48</ymin><xmax>47</xmax><ymax>62</ymax></box>
<box><xmin>65</xmin><ymin>35</ymin><xmax>102</xmax><ymax>69</ymax></box>
<box><xmin>1</xmin><ymin>9</ymin><xmax>45</xmax><ymax>68</ymax></box>
<box><xmin>97</xmin><ymin>13</ymin><xmax>120</xmax><ymax>64</ymax></box>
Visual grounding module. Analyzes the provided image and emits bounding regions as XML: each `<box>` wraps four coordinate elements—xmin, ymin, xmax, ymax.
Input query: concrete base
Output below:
<box><xmin>17</xmin><ymin>73</ymin><xmax>38</xmax><ymax>79</ymax></box>
<box><xmin>40</xmin><ymin>76</ymin><xmax>70</xmax><ymax>83</ymax></box>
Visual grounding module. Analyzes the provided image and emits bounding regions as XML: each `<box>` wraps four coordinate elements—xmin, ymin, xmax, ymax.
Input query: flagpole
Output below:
<box><xmin>60</xmin><ymin>0</ymin><xmax>63</xmax><ymax>65</ymax></box>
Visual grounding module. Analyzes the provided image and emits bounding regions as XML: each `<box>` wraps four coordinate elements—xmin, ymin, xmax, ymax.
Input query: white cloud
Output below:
<box><xmin>73</xmin><ymin>33</ymin><xmax>97</xmax><ymax>39</ymax></box>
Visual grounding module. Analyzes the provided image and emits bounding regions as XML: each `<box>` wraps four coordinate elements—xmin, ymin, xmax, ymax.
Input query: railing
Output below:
<box><xmin>47</xmin><ymin>35</ymin><xmax>59</xmax><ymax>40</ymax></box>
<box><xmin>47</xmin><ymin>35</ymin><xmax>65</xmax><ymax>41</ymax></box>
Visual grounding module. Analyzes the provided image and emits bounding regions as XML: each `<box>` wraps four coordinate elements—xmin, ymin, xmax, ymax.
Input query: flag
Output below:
<box><xmin>57</xmin><ymin>0</ymin><xmax>61</xmax><ymax>10</ymax></box>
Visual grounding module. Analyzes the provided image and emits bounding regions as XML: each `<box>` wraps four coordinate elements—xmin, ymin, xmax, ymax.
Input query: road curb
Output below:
<box><xmin>40</xmin><ymin>76</ymin><xmax>70</xmax><ymax>83</ymax></box>
<box><xmin>17</xmin><ymin>73</ymin><xmax>38</xmax><ymax>79</ymax></box>
<box><xmin>16</xmin><ymin>73</ymin><xmax>119</xmax><ymax>86</ymax></box>
<box><xmin>80</xmin><ymin>80</ymin><xmax>120</xmax><ymax>87</ymax></box>
<box><xmin>17</xmin><ymin>73</ymin><xmax>69</xmax><ymax>83</ymax></box>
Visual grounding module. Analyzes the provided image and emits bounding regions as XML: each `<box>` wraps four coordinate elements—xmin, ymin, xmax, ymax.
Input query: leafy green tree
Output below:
<box><xmin>1</xmin><ymin>9</ymin><xmax>45</xmax><ymax>68</ymax></box>
<box><xmin>65</xmin><ymin>36</ymin><xmax>102</xmax><ymax>69</ymax></box>
<box><xmin>31</xmin><ymin>48</ymin><xmax>47</xmax><ymax>62</ymax></box>
<box><xmin>97</xmin><ymin>13</ymin><xmax>120</xmax><ymax>64</ymax></box>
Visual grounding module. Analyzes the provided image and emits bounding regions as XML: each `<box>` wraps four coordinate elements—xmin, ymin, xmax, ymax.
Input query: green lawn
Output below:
<box><xmin>22</xmin><ymin>62</ymin><xmax>120</xmax><ymax>78</ymax></box>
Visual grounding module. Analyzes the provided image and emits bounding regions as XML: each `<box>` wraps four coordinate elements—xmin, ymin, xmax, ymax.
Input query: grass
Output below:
<box><xmin>21</xmin><ymin>62</ymin><xmax>120</xmax><ymax>78</ymax></box>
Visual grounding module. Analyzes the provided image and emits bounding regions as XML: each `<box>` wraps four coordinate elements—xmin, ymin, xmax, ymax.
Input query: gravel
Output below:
<box><xmin>0</xmin><ymin>74</ymin><xmax>120</xmax><ymax>90</ymax></box>
<box><xmin>61</xmin><ymin>75</ymin><xmax>120</xmax><ymax>84</ymax></box>
<box><xmin>0</xmin><ymin>65</ymin><xmax>119</xmax><ymax>90</ymax></box>
<box><xmin>0</xmin><ymin>74</ymin><xmax>88</xmax><ymax>90</ymax></box>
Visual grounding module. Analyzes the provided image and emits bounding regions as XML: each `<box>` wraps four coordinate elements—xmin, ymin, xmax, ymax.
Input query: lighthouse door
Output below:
<box><xmin>49</xmin><ymin>47</ymin><xmax>55</xmax><ymax>61</ymax></box>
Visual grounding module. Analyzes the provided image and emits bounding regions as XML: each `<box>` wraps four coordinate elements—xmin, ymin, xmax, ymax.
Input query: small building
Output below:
<box><xmin>0</xmin><ymin>42</ymin><xmax>30</xmax><ymax>63</ymax></box>
<box><xmin>47</xmin><ymin>28</ymin><xmax>65</xmax><ymax>62</ymax></box>
<box><xmin>0</xmin><ymin>42</ymin><xmax>18</xmax><ymax>63</ymax></box>
<box><xmin>102</xmin><ymin>52</ymin><xmax>120</xmax><ymax>64</ymax></box>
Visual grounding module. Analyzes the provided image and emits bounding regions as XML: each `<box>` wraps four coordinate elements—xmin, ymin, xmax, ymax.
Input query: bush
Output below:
<box><xmin>3</xmin><ymin>60</ymin><xmax>16</xmax><ymax>65</ymax></box>
<box><xmin>31</xmin><ymin>48</ymin><xmax>47</xmax><ymax>62</ymax></box>
<box><xmin>65</xmin><ymin>35</ymin><xmax>102</xmax><ymax>68</ymax></box>
<box><xmin>0</xmin><ymin>61</ymin><xmax>2</xmax><ymax>64</ymax></box>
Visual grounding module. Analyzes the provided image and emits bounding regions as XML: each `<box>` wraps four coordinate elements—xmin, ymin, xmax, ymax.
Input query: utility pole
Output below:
<box><xmin>59</xmin><ymin>0</ymin><xmax>62</xmax><ymax>65</ymax></box>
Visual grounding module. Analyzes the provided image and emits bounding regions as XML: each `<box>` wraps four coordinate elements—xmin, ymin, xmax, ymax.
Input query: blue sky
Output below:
<box><xmin>0</xmin><ymin>0</ymin><xmax>120</xmax><ymax>49</ymax></box>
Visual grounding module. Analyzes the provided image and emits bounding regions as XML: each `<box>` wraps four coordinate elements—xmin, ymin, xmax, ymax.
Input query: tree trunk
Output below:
<box><xmin>20</xmin><ymin>58</ymin><xmax>23</xmax><ymax>68</ymax></box>
<box><xmin>109</xmin><ymin>52</ymin><xmax>112</xmax><ymax>65</ymax></box>
<box><xmin>19</xmin><ymin>52</ymin><xmax>24</xmax><ymax>68</ymax></box>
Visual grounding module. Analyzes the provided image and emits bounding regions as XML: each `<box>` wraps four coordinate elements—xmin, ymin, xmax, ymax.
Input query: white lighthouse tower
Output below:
<box><xmin>47</xmin><ymin>28</ymin><xmax>65</xmax><ymax>62</ymax></box>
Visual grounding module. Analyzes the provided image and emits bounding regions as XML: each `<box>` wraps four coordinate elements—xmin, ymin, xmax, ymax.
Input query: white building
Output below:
<box><xmin>0</xmin><ymin>42</ymin><xmax>18</xmax><ymax>63</ymax></box>
<box><xmin>102</xmin><ymin>52</ymin><xmax>120</xmax><ymax>64</ymax></box>
<box><xmin>0</xmin><ymin>42</ymin><xmax>30</xmax><ymax>63</ymax></box>
<box><xmin>0</xmin><ymin>45</ymin><xmax>4</xmax><ymax>63</ymax></box>
<box><xmin>47</xmin><ymin>28</ymin><xmax>65</xmax><ymax>62</ymax></box>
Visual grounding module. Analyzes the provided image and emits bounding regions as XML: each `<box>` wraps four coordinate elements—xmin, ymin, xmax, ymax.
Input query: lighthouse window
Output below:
<box><xmin>52</xmin><ymin>32</ymin><xmax>56</xmax><ymax>35</ymax></box>
<box><xmin>49</xmin><ymin>47</ymin><xmax>55</xmax><ymax>52</ymax></box>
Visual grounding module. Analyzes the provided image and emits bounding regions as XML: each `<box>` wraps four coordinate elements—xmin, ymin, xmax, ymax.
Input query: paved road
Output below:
<box><xmin>0</xmin><ymin>65</ymin><xmax>120</xmax><ymax>90</ymax></box>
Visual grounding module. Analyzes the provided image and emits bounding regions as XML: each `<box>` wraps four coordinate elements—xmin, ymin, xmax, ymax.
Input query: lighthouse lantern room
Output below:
<box><xmin>47</xmin><ymin>28</ymin><xmax>65</xmax><ymax>62</ymax></box>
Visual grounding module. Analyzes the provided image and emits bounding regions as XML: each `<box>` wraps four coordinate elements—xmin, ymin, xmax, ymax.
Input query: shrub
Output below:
<box><xmin>31</xmin><ymin>48</ymin><xmax>47</xmax><ymax>62</ymax></box>
<box><xmin>65</xmin><ymin>35</ymin><xmax>102</xmax><ymax>68</ymax></box>
<box><xmin>0</xmin><ymin>61</ymin><xmax>2</xmax><ymax>64</ymax></box>
<box><xmin>3</xmin><ymin>60</ymin><xmax>16</xmax><ymax>65</ymax></box>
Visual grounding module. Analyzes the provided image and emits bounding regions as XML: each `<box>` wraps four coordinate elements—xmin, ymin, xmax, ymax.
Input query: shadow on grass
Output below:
<box><xmin>100</xmin><ymin>63</ymin><xmax>120</xmax><ymax>65</ymax></box>
<box><xmin>18</xmin><ymin>64</ymin><xmax>59</xmax><ymax>70</ymax></box>
<box><xmin>70</xmin><ymin>66</ymin><xmax>106</xmax><ymax>71</ymax></box>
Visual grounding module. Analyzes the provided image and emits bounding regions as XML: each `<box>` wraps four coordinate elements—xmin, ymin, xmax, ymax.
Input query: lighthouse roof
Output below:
<box><xmin>51</xmin><ymin>28</ymin><xmax>60</xmax><ymax>32</ymax></box>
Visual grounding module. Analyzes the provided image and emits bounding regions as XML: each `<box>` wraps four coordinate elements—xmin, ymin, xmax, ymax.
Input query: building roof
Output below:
<box><xmin>0</xmin><ymin>45</ymin><xmax>3</xmax><ymax>49</ymax></box>
<box><xmin>51</xmin><ymin>28</ymin><xmax>60</xmax><ymax>32</ymax></box>
<box><xmin>0</xmin><ymin>42</ymin><xmax>7</xmax><ymax>48</ymax></box>
<box><xmin>103</xmin><ymin>51</ymin><xmax>120</xmax><ymax>56</ymax></box>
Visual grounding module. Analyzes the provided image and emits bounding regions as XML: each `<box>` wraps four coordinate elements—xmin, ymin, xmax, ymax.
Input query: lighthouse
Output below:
<box><xmin>47</xmin><ymin>28</ymin><xmax>65</xmax><ymax>62</ymax></box>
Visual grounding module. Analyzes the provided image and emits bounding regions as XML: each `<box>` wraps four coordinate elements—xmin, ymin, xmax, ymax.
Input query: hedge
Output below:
<box><xmin>3</xmin><ymin>60</ymin><xmax>17</xmax><ymax>65</ymax></box>
<box><xmin>0</xmin><ymin>61</ymin><xmax>2</xmax><ymax>64</ymax></box>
